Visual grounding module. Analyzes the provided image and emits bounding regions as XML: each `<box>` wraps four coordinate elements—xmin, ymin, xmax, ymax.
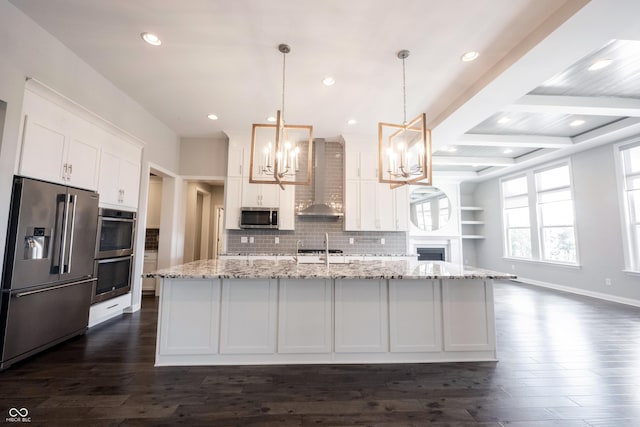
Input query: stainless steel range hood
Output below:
<box><xmin>297</xmin><ymin>139</ymin><xmax>343</xmax><ymax>218</ymax></box>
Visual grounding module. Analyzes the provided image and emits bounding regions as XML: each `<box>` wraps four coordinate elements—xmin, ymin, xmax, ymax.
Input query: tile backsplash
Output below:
<box><xmin>226</xmin><ymin>140</ymin><xmax>408</xmax><ymax>255</ymax></box>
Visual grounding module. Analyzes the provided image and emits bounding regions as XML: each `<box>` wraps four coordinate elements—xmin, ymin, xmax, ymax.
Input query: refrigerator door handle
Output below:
<box><xmin>65</xmin><ymin>194</ymin><xmax>78</xmax><ymax>273</ymax></box>
<box><xmin>59</xmin><ymin>193</ymin><xmax>71</xmax><ymax>273</ymax></box>
<box><xmin>52</xmin><ymin>194</ymin><xmax>67</xmax><ymax>273</ymax></box>
<box><xmin>14</xmin><ymin>277</ymin><xmax>97</xmax><ymax>298</ymax></box>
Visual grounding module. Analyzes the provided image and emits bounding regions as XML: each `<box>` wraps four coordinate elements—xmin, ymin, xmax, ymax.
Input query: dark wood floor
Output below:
<box><xmin>1</xmin><ymin>281</ymin><xmax>639</xmax><ymax>426</ymax></box>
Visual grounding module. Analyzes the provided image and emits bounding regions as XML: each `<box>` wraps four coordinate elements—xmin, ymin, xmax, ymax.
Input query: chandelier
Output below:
<box><xmin>378</xmin><ymin>49</ymin><xmax>432</xmax><ymax>189</ymax></box>
<box><xmin>249</xmin><ymin>44</ymin><xmax>313</xmax><ymax>189</ymax></box>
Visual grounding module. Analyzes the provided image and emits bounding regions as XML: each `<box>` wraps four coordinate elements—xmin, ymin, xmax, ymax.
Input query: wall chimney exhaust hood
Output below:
<box><xmin>297</xmin><ymin>139</ymin><xmax>343</xmax><ymax>218</ymax></box>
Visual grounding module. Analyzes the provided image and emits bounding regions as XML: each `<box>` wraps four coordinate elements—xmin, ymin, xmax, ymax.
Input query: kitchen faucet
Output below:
<box><xmin>324</xmin><ymin>232</ymin><xmax>329</xmax><ymax>266</ymax></box>
<box><xmin>295</xmin><ymin>240</ymin><xmax>303</xmax><ymax>264</ymax></box>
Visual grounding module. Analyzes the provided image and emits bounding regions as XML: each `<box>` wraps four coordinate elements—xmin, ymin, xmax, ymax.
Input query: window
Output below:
<box><xmin>618</xmin><ymin>142</ymin><xmax>640</xmax><ymax>270</ymax></box>
<box><xmin>535</xmin><ymin>165</ymin><xmax>577</xmax><ymax>263</ymax></box>
<box><xmin>502</xmin><ymin>176</ymin><xmax>532</xmax><ymax>258</ymax></box>
<box><xmin>501</xmin><ymin>162</ymin><xmax>578</xmax><ymax>265</ymax></box>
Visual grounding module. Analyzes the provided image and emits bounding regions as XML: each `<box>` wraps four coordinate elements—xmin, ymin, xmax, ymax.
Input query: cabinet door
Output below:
<box><xmin>158</xmin><ymin>279</ymin><xmax>221</xmax><ymax>355</ymax></box>
<box><xmin>344</xmin><ymin>180</ymin><xmax>360</xmax><ymax>230</ymax></box>
<box><xmin>335</xmin><ymin>279</ymin><xmax>388</xmax><ymax>353</ymax></box>
<box><xmin>344</xmin><ymin>150</ymin><xmax>360</xmax><ymax>180</ymax></box>
<box><xmin>219</xmin><ymin>279</ymin><xmax>277</xmax><ymax>354</ymax></box>
<box><xmin>394</xmin><ymin>185</ymin><xmax>409</xmax><ymax>231</ymax></box>
<box><xmin>442</xmin><ymin>279</ymin><xmax>495</xmax><ymax>352</ymax></box>
<box><xmin>97</xmin><ymin>151</ymin><xmax>121</xmax><ymax>205</ymax></box>
<box><xmin>359</xmin><ymin>149</ymin><xmax>379</xmax><ymax>180</ymax></box>
<box><xmin>227</xmin><ymin>146</ymin><xmax>244</xmax><ymax>178</ymax></box>
<box><xmin>118</xmin><ymin>158</ymin><xmax>140</xmax><ymax>209</ymax></box>
<box><xmin>260</xmin><ymin>184</ymin><xmax>279</xmax><ymax>208</ymax></box>
<box><xmin>66</xmin><ymin>136</ymin><xmax>100</xmax><ymax>190</ymax></box>
<box><xmin>359</xmin><ymin>181</ymin><xmax>377</xmax><ymax>230</ymax></box>
<box><xmin>278</xmin><ymin>280</ymin><xmax>332</xmax><ymax>353</ymax></box>
<box><xmin>241</xmin><ymin>182</ymin><xmax>260</xmax><ymax>207</ymax></box>
<box><xmin>278</xmin><ymin>185</ymin><xmax>295</xmax><ymax>230</ymax></box>
<box><xmin>224</xmin><ymin>177</ymin><xmax>242</xmax><ymax>230</ymax></box>
<box><xmin>376</xmin><ymin>184</ymin><xmax>395</xmax><ymax>230</ymax></box>
<box><xmin>389</xmin><ymin>280</ymin><xmax>441</xmax><ymax>352</ymax></box>
<box><xmin>20</xmin><ymin>115</ymin><xmax>67</xmax><ymax>185</ymax></box>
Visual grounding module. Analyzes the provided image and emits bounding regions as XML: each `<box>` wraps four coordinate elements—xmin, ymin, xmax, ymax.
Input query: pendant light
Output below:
<box><xmin>249</xmin><ymin>44</ymin><xmax>313</xmax><ymax>189</ymax></box>
<box><xmin>378</xmin><ymin>49</ymin><xmax>432</xmax><ymax>189</ymax></box>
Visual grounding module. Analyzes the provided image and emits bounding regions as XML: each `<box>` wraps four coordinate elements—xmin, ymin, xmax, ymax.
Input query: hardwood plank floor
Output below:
<box><xmin>1</xmin><ymin>281</ymin><xmax>639</xmax><ymax>426</ymax></box>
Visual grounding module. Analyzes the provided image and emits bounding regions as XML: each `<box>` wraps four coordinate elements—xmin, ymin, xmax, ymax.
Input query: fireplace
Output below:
<box><xmin>417</xmin><ymin>247</ymin><xmax>446</xmax><ymax>261</ymax></box>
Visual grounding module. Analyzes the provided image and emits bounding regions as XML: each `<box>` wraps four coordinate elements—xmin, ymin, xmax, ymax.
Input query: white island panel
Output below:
<box><xmin>442</xmin><ymin>279</ymin><xmax>495</xmax><ymax>352</ymax></box>
<box><xmin>389</xmin><ymin>279</ymin><xmax>442</xmax><ymax>353</ymax></box>
<box><xmin>220</xmin><ymin>279</ymin><xmax>277</xmax><ymax>354</ymax></box>
<box><xmin>158</xmin><ymin>279</ymin><xmax>220</xmax><ymax>355</ymax></box>
<box><xmin>335</xmin><ymin>279</ymin><xmax>388</xmax><ymax>353</ymax></box>
<box><xmin>278</xmin><ymin>279</ymin><xmax>332</xmax><ymax>353</ymax></box>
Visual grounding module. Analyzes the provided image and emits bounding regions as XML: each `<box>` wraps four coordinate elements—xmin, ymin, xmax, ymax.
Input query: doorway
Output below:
<box><xmin>184</xmin><ymin>181</ymin><xmax>224</xmax><ymax>262</ymax></box>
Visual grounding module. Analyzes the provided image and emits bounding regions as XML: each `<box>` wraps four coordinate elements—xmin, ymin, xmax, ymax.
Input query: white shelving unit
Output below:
<box><xmin>461</xmin><ymin>206</ymin><xmax>484</xmax><ymax>239</ymax></box>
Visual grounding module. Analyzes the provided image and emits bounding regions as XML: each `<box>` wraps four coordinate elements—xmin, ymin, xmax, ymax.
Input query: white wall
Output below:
<box><xmin>474</xmin><ymin>141</ymin><xmax>640</xmax><ymax>304</ymax></box>
<box><xmin>180</xmin><ymin>137</ymin><xmax>228</xmax><ymax>177</ymax></box>
<box><xmin>0</xmin><ymin>1</ymin><xmax>181</xmax><ymax>305</ymax></box>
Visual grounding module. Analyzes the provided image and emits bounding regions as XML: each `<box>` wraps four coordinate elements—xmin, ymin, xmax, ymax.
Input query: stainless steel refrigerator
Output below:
<box><xmin>1</xmin><ymin>176</ymin><xmax>99</xmax><ymax>370</ymax></box>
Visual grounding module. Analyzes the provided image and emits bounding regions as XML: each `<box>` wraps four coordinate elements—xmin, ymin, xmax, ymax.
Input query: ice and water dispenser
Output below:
<box><xmin>23</xmin><ymin>227</ymin><xmax>50</xmax><ymax>260</ymax></box>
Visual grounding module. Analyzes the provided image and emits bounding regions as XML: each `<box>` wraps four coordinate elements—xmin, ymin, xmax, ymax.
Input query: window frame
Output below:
<box><xmin>500</xmin><ymin>160</ymin><xmax>580</xmax><ymax>266</ymax></box>
<box><xmin>614</xmin><ymin>139</ymin><xmax>640</xmax><ymax>272</ymax></box>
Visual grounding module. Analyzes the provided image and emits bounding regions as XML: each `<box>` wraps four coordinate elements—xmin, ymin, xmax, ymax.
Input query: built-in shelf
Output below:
<box><xmin>460</xmin><ymin>206</ymin><xmax>484</xmax><ymax>239</ymax></box>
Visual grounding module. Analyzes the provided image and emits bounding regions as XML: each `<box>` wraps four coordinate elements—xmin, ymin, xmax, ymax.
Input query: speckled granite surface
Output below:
<box><xmin>146</xmin><ymin>259</ymin><xmax>516</xmax><ymax>280</ymax></box>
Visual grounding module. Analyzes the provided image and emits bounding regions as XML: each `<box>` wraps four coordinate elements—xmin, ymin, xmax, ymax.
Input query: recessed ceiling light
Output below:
<box><xmin>322</xmin><ymin>77</ymin><xmax>336</xmax><ymax>86</ymax></box>
<box><xmin>141</xmin><ymin>32</ymin><xmax>162</xmax><ymax>46</ymax></box>
<box><xmin>503</xmin><ymin>148</ymin><xmax>513</xmax><ymax>154</ymax></box>
<box><xmin>497</xmin><ymin>116</ymin><xmax>511</xmax><ymax>124</ymax></box>
<box><xmin>588</xmin><ymin>58</ymin><xmax>613</xmax><ymax>71</ymax></box>
<box><xmin>447</xmin><ymin>147</ymin><xmax>458</xmax><ymax>153</ymax></box>
<box><xmin>461</xmin><ymin>51</ymin><xmax>479</xmax><ymax>62</ymax></box>
<box><xmin>207</xmin><ymin>114</ymin><xmax>218</xmax><ymax>121</ymax></box>
<box><xmin>570</xmin><ymin>119</ymin><xmax>585</xmax><ymax>127</ymax></box>
<box><xmin>347</xmin><ymin>119</ymin><xmax>357</xmax><ymax>125</ymax></box>
<box><xmin>266</xmin><ymin>116</ymin><xmax>276</xmax><ymax>123</ymax></box>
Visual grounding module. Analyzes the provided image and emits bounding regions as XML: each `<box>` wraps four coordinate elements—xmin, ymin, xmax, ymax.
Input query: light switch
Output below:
<box><xmin>249</xmin><ymin>236</ymin><xmax>255</xmax><ymax>244</ymax></box>
<box><xmin>381</xmin><ymin>238</ymin><xmax>385</xmax><ymax>245</ymax></box>
<box><xmin>275</xmin><ymin>237</ymin><xmax>279</xmax><ymax>244</ymax></box>
<box><xmin>241</xmin><ymin>236</ymin><xmax>248</xmax><ymax>243</ymax></box>
<box><xmin>349</xmin><ymin>238</ymin><xmax>354</xmax><ymax>245</ymax></box>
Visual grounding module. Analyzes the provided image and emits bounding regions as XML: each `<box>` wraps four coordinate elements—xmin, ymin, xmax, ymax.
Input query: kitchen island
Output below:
<box><xmin>147</xmin><ymin>259</ymin><xmax>515</xmax><ymax>366</ymax></box>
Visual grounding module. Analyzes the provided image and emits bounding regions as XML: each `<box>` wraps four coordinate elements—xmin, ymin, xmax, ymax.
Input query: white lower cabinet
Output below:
<box><xmin>88</xmin><ymin>293</ymin><xmax>131</xmax><ymax>328</ymax></box>
<box><xmin>158</xmin><ymin>279</ymin><xmax>220</xmax><ymax>355</ymax></box>
<box><xmin>219</xmin><ymin>279</ymin><xmax>277</xmax><ymax>354</ymax></box>
<box><xmin>389</xmin><ymin>280</ymin><xmax>442</xmax><ymax>352</ymax></box>
<box><xmin>334</xmin><ymin>279</ymin><xmax>388</xmax><ymax>353</ymax></box>
<box><xmin>442</xmin><ymin>279</ymin><xmax>495</xmax><ymax>352</ymax></box>
<box><xmin>278</xmin><ymin>279</ymin><xmax>332</xmax><ymax>353</ymax></box>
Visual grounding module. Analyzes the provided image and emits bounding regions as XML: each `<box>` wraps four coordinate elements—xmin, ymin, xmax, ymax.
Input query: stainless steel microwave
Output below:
<box><xmin>240</xmin><ymin>207</ymin><xmax>278</xmax><ymax>229</ymax></box>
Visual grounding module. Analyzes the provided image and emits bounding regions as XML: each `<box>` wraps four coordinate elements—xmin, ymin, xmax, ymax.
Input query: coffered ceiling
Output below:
<box><xmin>9</xmin><ymin>0</ymin><xmax>640</xmax><ymax>182</ymax></box>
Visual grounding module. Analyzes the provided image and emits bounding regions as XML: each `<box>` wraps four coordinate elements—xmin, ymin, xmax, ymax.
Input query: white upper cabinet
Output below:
<box><xmin>19</xmin><ymin>87</ymin><xmax>142</xmax><ymax>212</ymax></box>
<box><xmin>97</xmin><ymin>137</ymin><xmax>141</xmax><ymax>211</ymax></box>
<box><xmin>224</xmin><ymin>177</ymin><xmax>243</xmax><ymax>230</ymax></box>
<box><xmin>227</xmin><ymin>146</ymin><xmax>245</xmax><ymax>178</ymax></box>
<box><xmin>278</xmin><ymin>185</ymin><xmax>295</xmax><ymax>230</ymax></box>
<box><xmin>345</xmin><ymin>148</ymin><xmax>379</xmax><ymax>181</ymax></box>
<box><xmin>19</xmin><ymin>90</ymin><xmax>100</xmax><ymax>190</ymax></box>
<box><xmin>242</xmin><ymin>182</ymin><xmax>279</xmax><ymax>208</ymax></box>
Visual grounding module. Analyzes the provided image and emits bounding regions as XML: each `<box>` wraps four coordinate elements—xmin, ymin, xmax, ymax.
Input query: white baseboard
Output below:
<box><xmin>124</xmin><ymin>303</ymin><xmax>141</xmax><ymax>314</ymax></box>
<box><xmin>513</xmin><ymin>276</ymin><xmax>640</xmax><ymax>308</ymax></box>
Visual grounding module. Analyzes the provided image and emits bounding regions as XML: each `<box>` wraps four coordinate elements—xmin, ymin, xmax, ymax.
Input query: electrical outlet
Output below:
<box><xmin>275</xmin><ymin>237</ymin><xmax>279</xmax><ymax>244</ymax></box>
<box><xmin>511</xmin><ymin>264</ymin><xmax>515</xmax><ymax>270</ymax></box>
<box><xmin>241</xmin><ymin>237</ymin><xmax>248</xmax><ymax>244</ymax></box>
<box><xmin>349</xmin><ymin>238</ymin><xmax>354</xmax><ymax>245</ymax></box>
<box><xmin>605</xmin><ymin>278</ymin><xmax>612</xmax><ymax>286</ymax></box>
<box><xmin>381</xmin><ymin>238</ymin><xmax>385</xmax><ymax>245</ymax></box>
<box><xmin>249</xmin><ymin>236</ymin><xmax>255</xmax><ymax>244</ymax></box>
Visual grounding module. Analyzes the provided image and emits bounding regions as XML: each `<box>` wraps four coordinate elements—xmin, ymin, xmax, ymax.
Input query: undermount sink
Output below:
<box><xmin>292</xmin><ymin>255</ymin><xmax>352</xmax><ymax>264</ymax></box>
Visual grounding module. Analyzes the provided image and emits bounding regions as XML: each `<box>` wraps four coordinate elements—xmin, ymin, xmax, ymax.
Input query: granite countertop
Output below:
<box><xmin>146</xmin><ymin>259</ymin><xmax>516</xmax><ymax>280</ymax></box>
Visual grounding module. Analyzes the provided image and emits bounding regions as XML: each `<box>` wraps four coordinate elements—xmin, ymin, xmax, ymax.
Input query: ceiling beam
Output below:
<box><xmin>455</xmin><ymin>133</ymin><xmax>573</xmax><ymax>148</ymax></box>
<box><xmin>433</xmin><ymin>156</ymin><xmax>514</xmax><ymax>167</ymax></box>
<box><xmin>509</xmin><ymin>94</ymin><xmax>640</xmax><ymax>117</ymax></box>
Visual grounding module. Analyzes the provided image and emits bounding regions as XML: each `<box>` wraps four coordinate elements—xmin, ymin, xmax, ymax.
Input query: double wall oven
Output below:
<box><xmin>93</xmin><ymin>208</ymin><xmax>135</xmax><ymax>304</ymax></box>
